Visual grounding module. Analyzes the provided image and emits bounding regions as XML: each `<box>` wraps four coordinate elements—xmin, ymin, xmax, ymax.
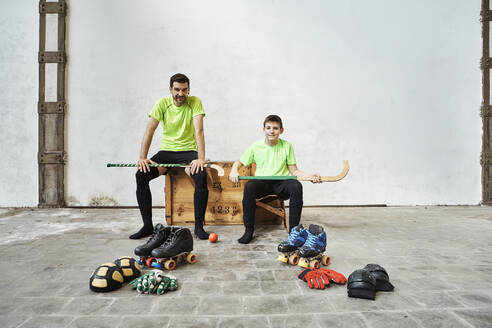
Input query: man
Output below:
<box><xmin>229</xmin><ymin>115</ymin><xmax>321</xmax><ymax>244</ymax></box>
<box><xmin>131</xmin><ymin>73</ymin><xmax>210</xmax><ymax>240</ymax></box>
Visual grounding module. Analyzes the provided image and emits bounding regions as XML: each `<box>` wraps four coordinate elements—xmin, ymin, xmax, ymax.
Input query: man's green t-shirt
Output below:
<box><xmin>240</xmin><ymin>139</ymin><xmax>297</xmax><ymax>176</ymax></box>
<box><xmin>149</xmin><ymin>96</ymin><xmax>205</xmax><ymax>151</ymax></box>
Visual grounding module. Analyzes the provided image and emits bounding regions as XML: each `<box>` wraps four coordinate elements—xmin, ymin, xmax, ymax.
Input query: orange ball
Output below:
<box><xmin>209</xmin><ymin>232</ymin><xmax>218</xmax><ymax>243</ymax></box>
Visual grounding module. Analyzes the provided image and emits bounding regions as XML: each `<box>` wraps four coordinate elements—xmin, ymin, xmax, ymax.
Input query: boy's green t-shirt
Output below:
<box><xmin>149</xmin><ymin>96</ymin><xmax>205</xmax><ymax>151</ymax></box>
<box><xmin>240</xmin><ymin>138</ymin><xmax>297</xmax><ymax>176</ymax></box>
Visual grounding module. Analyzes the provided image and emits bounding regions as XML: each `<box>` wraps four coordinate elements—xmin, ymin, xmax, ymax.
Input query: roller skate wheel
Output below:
<box><xmin>186</xmin><ymin>253</ymin><xmax>197</xmax><ymax>264</ymax></box>
<box><xmin>298</xmin><ymin>258</ymin><xmax>309</xmax><ymax>268</ymax></box>
<box><xmin>321</xmin><ymin>255</ymin><xmax>330</xmax><ymax>266</ymax></box>
<box><xmin>138</xmin><ymin>256</ymin><xmax>147</xmax><ymax>266</ymax></box>
<box><xmin>288</xmin><ymin>254</ymin><xmax>299</xmax><ymax>265</ymax></box>
<box><xmin>164</xmin><ymin>259</ymin><xmax>176</xmax><ymax>270</ymax></box>
<box><xmin>277</xmin><ymin>255</ymin><xmax>288</xmax><ymax>263</ymax></box>
<box><xmin>151</xmin><ymin>261</ymin><xmax>163</xmax><ymax>268</ymax></box>
<box><xmin>309</xmin><ymin>260</ymin><xmax>320</xmax><ymax>269</ymax></box>
<box><xmin>145</xmin><ymin>257</ymin><xmax>156</xmax><ymax>267</ymax></box>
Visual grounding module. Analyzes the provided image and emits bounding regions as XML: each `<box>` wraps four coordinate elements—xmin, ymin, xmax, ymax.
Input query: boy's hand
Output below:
<box><xmin>137</xmin><ymin>158</ymin><xmax>157</xmax><ymax>173</ymax></box>
<box><xmin>311</xmin><ymin>174</ymin><xmax>322</xmax><ymax>184</ymax></box>
<box><xmin>229</xmin><ymin>169</ymin><xmax>239</xmax><ymax>183</ymax></box>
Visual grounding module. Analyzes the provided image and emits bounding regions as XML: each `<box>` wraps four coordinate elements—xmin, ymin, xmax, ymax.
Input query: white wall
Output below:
<box><xmin>0</xmin><ymin>0</ymin><xmax>482</xmax><ymax>206</ymax></box>
<box><xmin>0</xmin><ymin>0</ymin><xmax>38</xmax><ymax>206</ymax></box>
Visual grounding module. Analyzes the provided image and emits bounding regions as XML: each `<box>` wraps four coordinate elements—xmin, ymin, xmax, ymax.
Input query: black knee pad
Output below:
<box><xmin>347</xmin><ymin>269</ymin><xmax>377</xmax><ymax>300</ymax></box>
<box><xmin>363</xmin><ymin>264</ymin><xmax>394</xmax><ymax>292</ymax></box>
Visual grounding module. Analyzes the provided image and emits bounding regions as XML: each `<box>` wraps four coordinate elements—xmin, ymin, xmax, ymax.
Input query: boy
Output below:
<box><xmin>132</xmin><ymin>73</ymin><xmax>210</xmax><ymax>240</ymax></box>
<box><xmin>229</xmin><ymin>115</ymin><xmax>321</xmax><ymax>244</ymax></box>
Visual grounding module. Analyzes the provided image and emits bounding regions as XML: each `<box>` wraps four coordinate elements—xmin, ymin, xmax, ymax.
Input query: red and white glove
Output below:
<box><xmin>318</xmin><ymin>268</ymin><xmax>347</xmax><ymax>285</ymax></box>
<box><xmin>298</xmin><ymin>268</ymin><xmax>347</xmax><ymax>289</ymax></box>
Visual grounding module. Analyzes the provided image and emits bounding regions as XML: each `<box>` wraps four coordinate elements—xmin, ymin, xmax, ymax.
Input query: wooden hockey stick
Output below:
<box><xmin>238</xmin><ymin>160</ymin><xmax>349</xmax><ymax>182</ymax></box>
<box><xmin>107</xmin><ymin>163</ymin><xmax>225</xmax><ymax>176</ymax></box>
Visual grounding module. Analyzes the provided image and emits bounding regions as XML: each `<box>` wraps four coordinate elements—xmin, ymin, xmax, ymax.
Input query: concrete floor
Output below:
<box><xmin>0</xmin><ymin>206</ymin><xmax>491</xmax><ymax>328</ymax></box>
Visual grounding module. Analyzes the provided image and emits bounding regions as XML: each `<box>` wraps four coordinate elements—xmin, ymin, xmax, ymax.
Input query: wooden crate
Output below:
<box><xmin>165</xmin><ymin>161</ymin><xmax>285</xmax><ymax>226</ymax></box>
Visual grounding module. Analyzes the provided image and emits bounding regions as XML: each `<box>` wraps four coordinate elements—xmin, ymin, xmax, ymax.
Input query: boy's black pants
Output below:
<box><xmin>242</xmin><ymin>179</ymin><xmax>303</xmax><ymax>230</ymax></box>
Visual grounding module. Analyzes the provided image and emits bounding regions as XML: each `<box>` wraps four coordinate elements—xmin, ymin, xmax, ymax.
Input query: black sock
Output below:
<box><xmin>194</xmin><ymin>225</ymin><xmax>209</xmax><ymax>240</ymax></box>
<box><xmin>129</xmin><ymin>225</ymin><xmax>154</xmax><ymax>239</ymax></box>
<box><xmin>238</xmin><ymin>228</ymin><xmax>254</xmax><ymax>244</ymax></box>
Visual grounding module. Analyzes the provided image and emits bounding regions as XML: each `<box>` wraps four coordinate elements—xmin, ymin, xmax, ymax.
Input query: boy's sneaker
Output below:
<box><xmin>298</xmin><ymin>224</ymin><xmax>326</xmax><ymax>258</ymax></box>
<box><xmin>278</xmin><ymin>225</ymin><xmax>308</xmax><ymax>253</ymax></box>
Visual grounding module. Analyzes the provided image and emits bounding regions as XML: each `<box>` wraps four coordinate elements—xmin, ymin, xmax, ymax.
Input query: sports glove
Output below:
<box><xmin>317</xmin><ymin>268</ymin><xmax>347</xmax><ymax>285</ymax></box>
<box><xmin>304</xmin><ymin>270</ymin><xmax>331</xmax><ymax>289</ymax></box>
<box><xmin>129</xmin><ymin>271</ymin><xmax>177</xmax><ymax>295</ymax></box>
<box><xmin>297</xmin><ymin>268</ymin><xmax>312</xmax><ymax>281</ymax></box>
<box><xmin>298</xmin><ymin>268</ymin><xmax>331</xmax><ymax>289</ymax></box>
<box><xmin>298</xmin><ymin>268</ymin><xmax>347</xmax><ymax>289</ymax></box>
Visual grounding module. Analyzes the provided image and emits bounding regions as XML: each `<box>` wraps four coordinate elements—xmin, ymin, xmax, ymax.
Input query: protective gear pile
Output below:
<box><xmin>89</xmin><ymin>256</ymin><xmax>142</xmax><ymax>292</ymax></box>
<box><xmin>298</xmin><ymin>268</ymin><xmax>347</xmax><ymax>289</ymax></box>
<box><xmin>89</xmin><ymin>263</ymin><xmax>125</xmax><ymax>292</ymax></box>
<box><xmin>347</xmin><ymin>263</ymin><xmax>394</xmax><ymax>300</ymax></box>
<box><xmin>129</xmin><ymin>271</ymin><xmax>178</xmax><ymax>295</ymax></box>
<box><xmin>114</xmin><ymin>256</ymin><xmax>141</xmax><ymax>282</ymax></box>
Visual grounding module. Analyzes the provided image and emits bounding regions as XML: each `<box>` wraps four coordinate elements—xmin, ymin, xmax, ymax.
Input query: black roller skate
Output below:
<box><xmin>297</xmin><ymin>224</ymin><xmax>330</xmax><ymax>269</ymax></box>
<box><xmin>147</xmin><ymin>227</ymin><xmax>197</xmax><ymax>270</ymax></box>
<box><xmin>277</xmin><ymin>225</ymin><xmax>308</xmax><ymax>266</ymax></box>
<box><xmin>134</xmin><ymin>224</ymin><xmax>170</xmax><ymax>257</ymax></box>
<box><xmin>135</xmin><ymin>224</ymin><xmax>176</xmax><ymax>268</ymax></box>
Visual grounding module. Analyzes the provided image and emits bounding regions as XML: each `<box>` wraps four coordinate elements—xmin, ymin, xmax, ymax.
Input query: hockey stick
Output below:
<box><xmin>238</xmin><ymin>160</ymin><xmax>349</xmax><ymax>182</ymax></box>
<box><xmin>107</xmin><ymin>163</ymin><xmax>225</xmax><ymax>177</ymax></box>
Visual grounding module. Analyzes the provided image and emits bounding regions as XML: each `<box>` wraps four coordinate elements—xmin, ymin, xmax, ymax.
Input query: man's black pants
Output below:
<box><xmin>135</xmin><ymin>150</ymin><xmax>208</xmax><ymax>228</ymax></box>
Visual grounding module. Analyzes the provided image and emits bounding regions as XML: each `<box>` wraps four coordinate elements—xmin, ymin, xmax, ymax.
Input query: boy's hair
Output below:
<box><xmin>170</xmin><ymin>73</ymin><xmax>190</xmax><ymax>87</ymax></box>
<box><xmin>263</xmin><ymin>115</ymin><xmax>283</xmax><ymax>129</ymax></box>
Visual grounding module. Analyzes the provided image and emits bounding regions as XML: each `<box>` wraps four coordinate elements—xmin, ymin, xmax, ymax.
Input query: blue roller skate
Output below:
<box><xmin>277</xmin><ymin>225</ymin><xmax>308</xmax><ymax>265</ymax></box>
<box><xmin>297</xmin><ymin>224</ymin><xmax>330</xmax><ymax>268</ymax></box>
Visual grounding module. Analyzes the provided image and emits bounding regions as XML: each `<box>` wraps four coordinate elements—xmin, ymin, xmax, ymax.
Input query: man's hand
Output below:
<box><xmin>190</xmin><ymin>159</ymin><xmax>205</xmax><ymax>175</ymax></box>
<box><xmin>229</xmin><ymin>168</ymin><xmax>239</xmax><ymax>183</ymax></box>
<box><xmin>136</xmin><ymin>158</ymin><xmax>157</xmax><ymax>173</ymax></box>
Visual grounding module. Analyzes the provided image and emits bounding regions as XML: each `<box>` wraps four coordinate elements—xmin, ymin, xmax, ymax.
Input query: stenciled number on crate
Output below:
<box><xmin>211</xmin><ymin>203</ymin><xmax>239</xmax><ymax>216</ymax></box>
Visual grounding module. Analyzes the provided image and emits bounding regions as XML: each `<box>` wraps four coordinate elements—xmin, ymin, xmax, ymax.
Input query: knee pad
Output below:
<box><xmin>347</xmin><ymin>269</ymin><xmax>377</xmax><ymax>300</ymax></box>
<box><xmin>363</xmin><ymin>264</ymin><xmax>394</xmax><ymax>292</ymax></box>
<box><xmin>89</xmin><ymin>263</ymin><xmax>124</xmax><ymax>292</ymax></box>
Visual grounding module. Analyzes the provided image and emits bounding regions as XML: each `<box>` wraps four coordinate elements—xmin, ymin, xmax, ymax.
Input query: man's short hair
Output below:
<box><xmin>263</xmin><ymin>115</ymin><xmax>283</xmax><ymax>129</ymax></box>
<box><xmin>170</xmin><ymin>73</ymin><xmax>190</xmax><ymax>88</ymax></box>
